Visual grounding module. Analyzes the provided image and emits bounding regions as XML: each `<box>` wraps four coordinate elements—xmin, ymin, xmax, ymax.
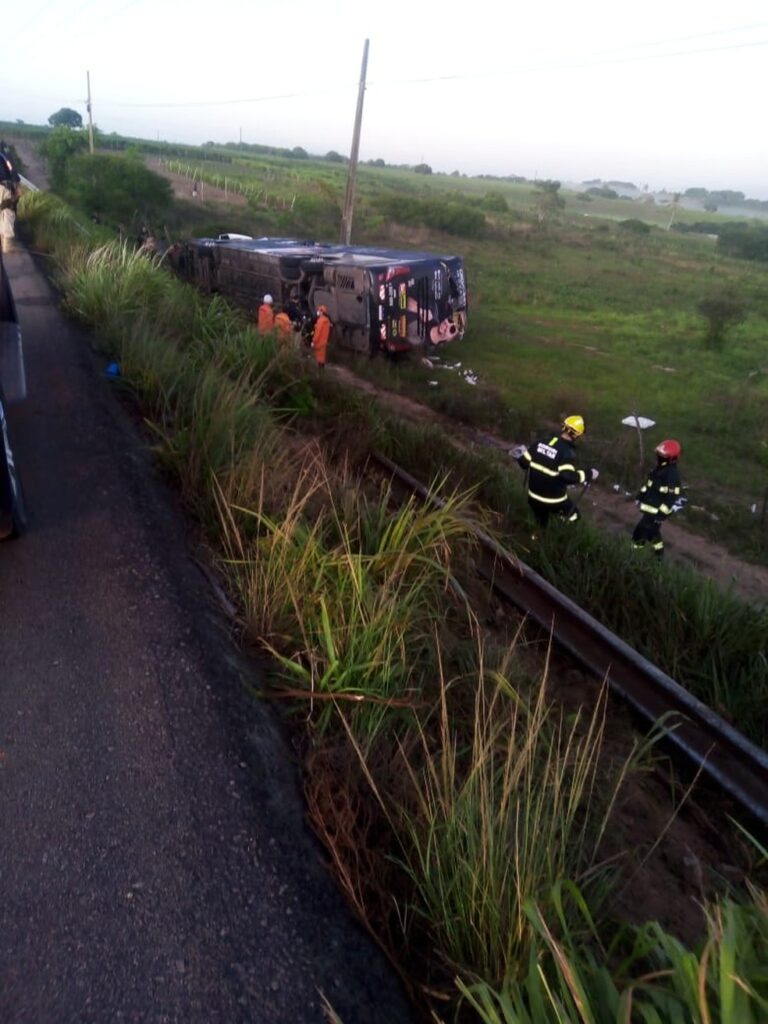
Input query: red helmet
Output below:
<box><xmin>656</xmin><ymin>439</ymin><xmax>681</xmax><ymax>461</ymax></box>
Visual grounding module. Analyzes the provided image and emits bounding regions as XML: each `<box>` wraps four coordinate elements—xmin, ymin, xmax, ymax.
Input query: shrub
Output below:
<box><xmin>375</xmin><ymin>194</ymin><xmax>486</xmax><ymax>238</ymax></box>
<box><xmin>697</xmin><ymin>295</ymin><xmax>747</xmax><ymax>349</ymax></box>
<box><xmin>618</xmin><ymin>218</ymin><xmax>651</xmax><ymax>235</ymax></box>
<box><xmin>585</xmin><ymin>186</ymin><xmax>619</xmax><ymax>199</ymax></box>
<box><xmin>61</xmin><ymin>153</ymin><xmax>173</xmax><ymax>227</ymax></box>
<box><xmin>718</xmin><ymin>223</ymin><xmax>768</xmax><ymax>261</ymax></box>
<box><xmin>482</xmin><ymin>191</ymin><xmax>509</xmax><ymax>213</ymax></box>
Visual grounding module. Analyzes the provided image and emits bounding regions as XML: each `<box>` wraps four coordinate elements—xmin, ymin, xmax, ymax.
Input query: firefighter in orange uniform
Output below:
<box><xmin>311</xmin><ymin>305</ymin><xmax>332</xmax><ymax>370</ymax></box>
<box><xmin>273</xmin><ymin>304</ymin><xmax>293</xmax><ymax>346</ymax></box>
<box><xmin>257</xmin><ymin>294</ymin><xmax>275</xmax><ymax>333</ymax></box>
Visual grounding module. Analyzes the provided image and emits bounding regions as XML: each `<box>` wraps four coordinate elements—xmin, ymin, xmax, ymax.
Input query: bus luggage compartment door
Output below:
<box><xmin>325</xmin><ymin>267</ymin><xmax>371</xmax><ymax>353</ymax></box>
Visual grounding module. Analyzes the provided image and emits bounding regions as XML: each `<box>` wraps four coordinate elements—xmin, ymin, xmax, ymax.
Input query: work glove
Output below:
<box><xmin>589</xmin><ymin>467</ymin><xmax>599</xmax><ymax>482</ymax></box>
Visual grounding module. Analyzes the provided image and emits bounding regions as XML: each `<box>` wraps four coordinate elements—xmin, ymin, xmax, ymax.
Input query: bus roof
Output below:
<box><xmin>195</xmin><ymin>235</ymin><xmax>464</xmax><ymax>270</ymax></box>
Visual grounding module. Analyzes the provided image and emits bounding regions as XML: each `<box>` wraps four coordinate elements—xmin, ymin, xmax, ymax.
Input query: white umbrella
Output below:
<box><xmin>622</xmin><ymin>413</ymin><xmax>656</xmax><ymax>472</ymax></box>
<box><xmin>621</xmin><ymin>415</ymin><xmax>656</xmax><ymax>429</ymax></box>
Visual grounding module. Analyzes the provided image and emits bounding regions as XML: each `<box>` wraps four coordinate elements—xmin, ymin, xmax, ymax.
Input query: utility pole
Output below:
<box><xmin>339</xmin><ymin>38</ymin><xmax>369</xmax><ymax>246</ymax></box>
<box><xmin>86</xmin><ymin>71</ymin><xmax>94</xmax><ymax>154</ymax></box>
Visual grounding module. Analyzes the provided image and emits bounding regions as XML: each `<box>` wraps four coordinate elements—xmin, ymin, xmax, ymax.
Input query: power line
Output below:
<box><xmin>384</xmin><ymin>35</ymin><xmax>768</xmax><ymax>85</ymax></box>
<box><xmin>108</xmin><ymin>33</ymin><xmax>768</xmax><ymax>110</ymax></box>
<box><xmin>549</xmin><ymin>18</ymin><xmax>768</xmax><ymax>57</ymax></box>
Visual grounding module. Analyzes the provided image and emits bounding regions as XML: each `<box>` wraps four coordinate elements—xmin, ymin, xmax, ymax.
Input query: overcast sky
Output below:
<box><xmin>4</xmin><ymin>0</ymin><xmax>767</xmax><ymax>197</ymax></box>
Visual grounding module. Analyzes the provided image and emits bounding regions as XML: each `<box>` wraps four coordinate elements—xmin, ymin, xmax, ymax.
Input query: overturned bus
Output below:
<box><xmin>169</xmin><ymin>235</ymin><xmax>468</xmax><ymax>355</ymax></box>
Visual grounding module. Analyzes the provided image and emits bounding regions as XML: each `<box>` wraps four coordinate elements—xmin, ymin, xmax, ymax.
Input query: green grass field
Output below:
<box><xmin>162</xmin><ymin>146</ymin><xmax>767</xmax><ymax>507</ymax></box>
<box><xmin>7</xmin><ymin>119</ymin><xmax>766</xmax><ymax>555</ymax></box>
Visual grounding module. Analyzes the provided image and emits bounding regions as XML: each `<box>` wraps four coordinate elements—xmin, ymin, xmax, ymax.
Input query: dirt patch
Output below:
<box><xmin>145</xmin><ymin>156</ymin><xmax>248</xmax><ymax>207</ymax></box>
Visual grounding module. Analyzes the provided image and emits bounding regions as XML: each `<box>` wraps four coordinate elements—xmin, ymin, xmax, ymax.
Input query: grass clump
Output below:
<box><xmin>216</xmin><ymin>453</ymin><xmax>479</xmax><ymax>736</ymax></box>
<box><xmin>460</xmin><ymin>882</ymin><xmax>768</xmax><ymax>1023</ymax></box>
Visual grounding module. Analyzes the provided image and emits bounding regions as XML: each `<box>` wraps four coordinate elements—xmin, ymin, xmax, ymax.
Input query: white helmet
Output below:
<box><xmin>263</xmin><ymin>294</ymin><xmax>273</xmax><ymax>304</ymax></box>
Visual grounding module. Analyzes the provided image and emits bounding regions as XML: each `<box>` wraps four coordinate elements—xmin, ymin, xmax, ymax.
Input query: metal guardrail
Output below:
<box><xmin>372</xmin><ymin>451</ymin><xmax>768</xmax><ymax>829</ymax></box>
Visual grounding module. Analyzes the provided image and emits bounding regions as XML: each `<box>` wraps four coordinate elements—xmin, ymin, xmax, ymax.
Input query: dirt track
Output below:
<box><xmin>329</xmin><ymin>365</ymin><xmax>768</xmax><ymax>607</ymax></box>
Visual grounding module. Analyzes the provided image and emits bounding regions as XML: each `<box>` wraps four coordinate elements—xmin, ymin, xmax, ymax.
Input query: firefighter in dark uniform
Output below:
<box><xmin>632</xmin><ymin>439</ymin><xmax>682</xmax><ymax>558</ymax></box>
<box><xmin>516</xmin><ymin>415</ymin><xmax>599</xmax><ymax>529</ymax></box>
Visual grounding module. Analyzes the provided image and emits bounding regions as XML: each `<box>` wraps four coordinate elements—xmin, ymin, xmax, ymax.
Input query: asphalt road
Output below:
<box><xmin>0</xmin><ymin>246</ymin><xmax>413</xmax><ymax>1024</ymax></box>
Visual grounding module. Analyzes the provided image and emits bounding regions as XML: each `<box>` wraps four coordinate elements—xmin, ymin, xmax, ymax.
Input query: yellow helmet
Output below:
<box><xmin>563</xmin><ymin>414</ymin><xmax>585</xmax><ymax>437</ymax></box>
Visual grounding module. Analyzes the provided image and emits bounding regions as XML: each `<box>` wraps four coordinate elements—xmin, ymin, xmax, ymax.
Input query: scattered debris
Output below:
<box><xmin>425</xmin><ymin>357</ymin><xmax>478</xmax><ymax>386</ymax></box>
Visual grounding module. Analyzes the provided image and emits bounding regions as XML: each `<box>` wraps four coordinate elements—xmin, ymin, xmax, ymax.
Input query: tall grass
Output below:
<box><xmin>215</xmin><ymin>452</ymin><xmax>480</xmax><ymax>735</ymax></box>
<box><xmin>388</xmin><ymin>670</ymin><xmax>633</xmax><ymax>985</ymax></box>
<box><xmin>18</xmin><ymin>190</ymin><xmax>102</xmax><ymax>253</ymax></box>
<box><xmin>459</xmin><ymin>882</ymin><xmax>768</xmax><ymax>1023</ymax></box>
<box><xmin>325</xmin><ymin>653</ymin><xmax>654</xmax><ymax>1014</ymax></box>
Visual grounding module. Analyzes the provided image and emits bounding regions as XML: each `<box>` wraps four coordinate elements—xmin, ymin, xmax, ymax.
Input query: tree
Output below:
<box><xmin>533</xmin><ymin>179</ymin><xmax>564</xmax><ymax>224</ymax></box>
<box><xmin>585</xmin><ymin>186</ymin><xmax>619</xmax><ymax>199</ymax></box>
<box><xmin>697</xmin><ymin>295</ymin><xmax>747</xmax><ymax>350</ymax></box>
<box><xmin>48</xmin><ymin>107</ymin><xmax>83</xmax><ymax>129</ymax></box>
<box><xmin>39</xmin><ymin>126</ymin><xmax>89</xmax><ymax>188</ymax></box>
<box><xmin>413</xmin><ymin>163</ymin><xmax>432</xmax><ymax>175</ymax></box>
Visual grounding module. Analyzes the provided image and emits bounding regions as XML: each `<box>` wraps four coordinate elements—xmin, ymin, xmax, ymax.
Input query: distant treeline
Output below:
<box><xmin>684</xmin><ymin>187</ymin><xmax>768</xmax><ymax>213</ymax></box>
